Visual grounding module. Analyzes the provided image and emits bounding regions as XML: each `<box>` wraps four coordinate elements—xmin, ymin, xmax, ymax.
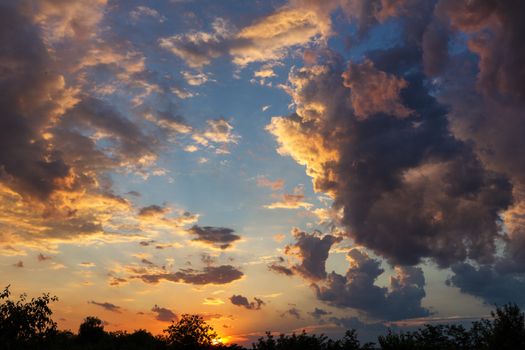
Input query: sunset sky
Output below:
<box><xmin>2</xmin><ymin>0</ymin><xmax>525</xmax><ymax>345</ymax></box>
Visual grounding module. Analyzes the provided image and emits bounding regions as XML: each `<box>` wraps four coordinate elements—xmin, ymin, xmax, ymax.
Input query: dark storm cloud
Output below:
<box><xmin>229</xmin><ymin>295</ymin><xmax>265</xmax><ymax>310</ymax></box>
<box><xmin>89</xmin><ymin>301</ymin><xmax>122</xmax><ymax>313</ymax></box>
<box><xmin>314</xmin><ymin>249</ymin><xmax>429</xmax><ymax>321</ymax></box>
<box><xmin>447</xmin><ymin>263</ymin><xmax>525</xmax><ymax>307</ymax></box>
<box><xmin>284</xmin><ymin>229</ymin><xmax>342</xmax><ymax>281</ymax></box>
<box><xmin>188</xmin><ymin>225</ymin><xmax>241</xmax><ymax>250</ymax></box>
<box><xmin>151</xmin><ymin>305</ymin><xmax>177</xmax><ymax>322</ymax></box>
<box><xmin>0</xmin><ymin>2</ymin><xmax>70</xmax><ymax>199</ymax></box>
<box><xmin>138</xmin><ymin>265</ymin><xmax>243</xmax><ymax>285</ymax></box>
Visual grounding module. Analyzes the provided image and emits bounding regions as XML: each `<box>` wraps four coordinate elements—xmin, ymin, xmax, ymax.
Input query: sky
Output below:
<box><xmin>1</xmin><ymin>0</ymin><xmax>525</xmax><ymax>345</ymax></box>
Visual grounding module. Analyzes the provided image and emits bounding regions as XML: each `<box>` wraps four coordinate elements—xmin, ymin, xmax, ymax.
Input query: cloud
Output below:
<box><xmin>182</xmin><ymin>71</ymin><xmax>213</xmax><ymax>86</ymax></box>
<box><xmin>130</xmin><ymin>6</ymin><xmax>165</xmax><ymax>23</ymax></box>
<box><xmin>188</xmin><ymin>225</ymin><xmax>241</xmax><ymax>250</ymax></box>
<box><xmin>138</xmin><ymin>205</ymin><xmax>170</xmax><ymax>217</ymax></box>
<box><xmin>89</xmin><ymin>301</ymin><xmax>122</xmax><ymax>313</ymax></box>
<box><xmin>268</xmin><ymin>263</ymin><xmax>294</xmax><ymax>276</ymax></box>
<box><xmin>267</xmin><ymin>51</ymin><xmax>512</xmax><ymax>268</ymax></box>
<box><xmin>13</xmin><ymin>261</ymin><xmax>24</xmax><ymax>268</ymax></box>
<box><xmin>342</xmin><ymin>59</ymin><xmax>412</xmax><ymax>119</ymax></box>
<box><xmin>284</xmin><ymin>229</ymin><xmax>342</xmax><ymax>281</ymax></box>
<box><xmin>137</xmin><ymin>265</ymin><xmax>244</xmax><ymax>285</ymax></box>
<box><xmin>447</xmin><ymin>263</ymin><xmax>525</xmax><ymax>307</ymax></box>
<box><xmin>152</xmin><ymin>305</ymin><xmax>177</xmax><ymax>322</ymax></box>
<box><xmin>159</xmin><ymin>3</ymin><xmax>332</xmax><ymax>68</ymax></box>
<box><xmin>314</xmin><ymin>248</ymin><xmax>429</xmax><ymax>321</ymax></box>
<box><xmin>281</xmin><ymin>307</ymin><xmax>302</xmax><ymax>319</ymax></box>
<box><xmin>257</xmin><ymin>176</ymin><xmax>285</xmax><ymax>191</ymax></box>
<box><xmin>229</xmin><ymin>295</ymin><xmax>265</xmax><ymax>310</ymax></box>
<box><xmin>193</xmin><ymin>118</ymin><xmax>239</xmax><ymax>146</ymax></box>
<box><xmin>37</xmin><ymin>253</ymin><xmax>52</xmax><ymax>262</ymax></box>
<box><xmin>309</xmin><ymin>307</ymin><xmax>331</xmax><ymax>319</ymax></box>
<box><xmin>264</xmin><ymin>186</ymin><xmax>313</xmax><ymax>209</ymax></box>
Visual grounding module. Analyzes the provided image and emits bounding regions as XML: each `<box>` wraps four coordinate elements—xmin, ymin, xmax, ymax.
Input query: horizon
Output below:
<box><xmin>1</xmin><ymin>0</ymin><xmax>525</xmax><ymax>347</ymax></box>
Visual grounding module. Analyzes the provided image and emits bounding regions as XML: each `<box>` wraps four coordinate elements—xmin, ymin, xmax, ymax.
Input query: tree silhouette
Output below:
<box><xmin>78</xmin><ymin>316</ymin><xmax>106</xmax><ymax>344</ymax></box>
<box><xmin>0</xmin><ymin>285</ymin><xmax>58</xmax><ymax>349</ymax></box>
<box><xmin>164</xmin><ymin>314</ymin><xmax>219</xmax><ymax>349</ymax></box>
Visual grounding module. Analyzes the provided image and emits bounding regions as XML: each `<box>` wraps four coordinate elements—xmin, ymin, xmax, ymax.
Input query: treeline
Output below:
<box><xmin>2</xmin><ymin>286</ymin><xmax>525</xmax><ymax>349</ymax></box>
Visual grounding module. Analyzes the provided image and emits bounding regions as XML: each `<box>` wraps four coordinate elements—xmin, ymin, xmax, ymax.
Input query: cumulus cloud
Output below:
<box><xmin>137</xmin><ymin>265</ymin><xmax>243</xmax><ymax>285</ymax></box>
<box><xmin>89</xmin><ymin>301</ymin><xmax>122</xmax><ymax>313</ymax></box>
<box><xmin>229</xmin><ymin>295</ymin><xmax>265</xmax><ymax>310</ymax></box>
<box><xmin>188</xmin><ymin>225</ymin><xmax>241</xmax><ymax>250</ymax></box>
<box><xmin>268</xmin><ymin>49</ymin><xmax>512</xmax><ymax>268</ymax></box>
<box><xmin>152</xmin><ymin>305</ymin><xmax>177</xmax><ymax>322</ymax></box>
<box><xmin>284</xmin><ymin>229</ymin><xmax>342</xmax><ymax>281</ymax></box>
<box><xmin>342</xmin><ymin>59</ymin><xmax>412</xmax><ymax>119</ymax></box>
<box><xmin>314</xmin><ymin>249</ymin><xmax>429</xmax><ymax>321</ymax></box>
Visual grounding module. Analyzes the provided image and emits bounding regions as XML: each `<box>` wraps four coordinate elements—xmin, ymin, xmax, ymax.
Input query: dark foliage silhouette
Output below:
<box><xmin>164</xmin><ymin>314</ymin><xmax>219</xmax><ymax>349</ymax></box>
<box><xmin>0</xmin><ymin>285</ymin><xmax>58</xmax><ymax>350</ymax></box>
<box><xmin>2</xmin><ymin>285</ymin><xmax>525</xmax><ymax>349</ymax></box>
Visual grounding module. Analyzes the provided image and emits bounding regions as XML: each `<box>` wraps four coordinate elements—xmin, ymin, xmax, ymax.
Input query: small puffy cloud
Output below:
<box><xmin>264</xmin><ymin>186</ymin><xmax>313</xmax><ymax>209</ymax></box>
<box><xmin>89</xmin><ymin>301</ymin><xmax>122</xmax><ymax>313</ymax></box>
<box><xmin>268</xmin><ymin>263</ymin><xmax>294</xmax><ymax>276</ymax></box>
<box><xmin>203</xmin><ymin>297</ymin><xmax>225</xmax><ymax>306</ymax></box>
<box><xmin>159</xmin><ymin>4</ymin><xmax>332</xmax><ymax>68</ymax></box>
<box><xmin>182</xmin><ymin>71</ymin><xmax>213</xmax><ymax>86</ymax></box>
<box><xmin>13</xmin><ymin>261</ymin><xmax>24</xmax><ymax>268</ymax></box>
<box><xmin>152</xmin><ymin>305</ymin><xmax>177</xmax><ymax>322</ymax></box>
<box><xmin>281</xmin><ymin>307</ymin><xmax>302</xmax><ymax>319</ymax></box>
<box><xmin>262</xmin><ymin>105</ymin><xmax>271</xmax><ymax>112</ymax></box>
<box><xmin>130</xmin><ymin>6</ymin><xmax>166</xmax><ymax>23</ymax></box>
<box><xmin>193</xmin><ymin>118</ymin><xmax>239</xmax><ymax>146</ymax></box>
<box><xmin>37</xmin><ymin>253</ymin><xmax>52</xmax><ymax>262</ymax></box>
<box><xmin>137</xmin><ymin>265</ymin><xmax>243</xmax><ymax>285</ymax></box>
<box><xmin>257</xmin><ymin>176</ymin><xmax>285</xmax><ymax>191</ymax></box>
<box><xmin>229</xmin><ymin>295</ymin><xmax>265</xmax><ymax>310</ymax></box>
<box><xmin>188</xmin><ymin>225</ymin><xmax>241</xmax><ymax>250</ymax></box>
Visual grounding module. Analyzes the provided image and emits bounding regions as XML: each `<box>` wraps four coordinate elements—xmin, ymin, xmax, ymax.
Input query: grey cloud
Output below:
<box><xmin>314</xmin><ymin>249</ymin><xmax>429</xmax><ymax>321</ymax></box>
<box><xmin>188</xmin><ymin>225</ymin><xmax>241</xmax><ymax>250</ymax></box>
<box><xmin>229</xmin><ymin>295</ymin><xmax>265</xmax><ymax>310</ymax></box>
<box><xmin>138</xmin><ymin>265</ymin><xmax>243</xmax><ymax>285</ymax></box>
<box><xmin>447</xmin><ymin>263</ymin><xmax>525</xmax><ymax>307</ymax></box>
<box><xmin>89</xmin><ymin>301</ymin><xmax>122</xmax><ymax>313</ymax></box>
<box><xmin>138</xmin><ymin>205</ymin><xmax>168</xmax><ymax>217</ymax></box>
<box><xmin>152</xmin><ymin>305</ymin><xmax>177</xmax><ymax>322</ymax></box>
